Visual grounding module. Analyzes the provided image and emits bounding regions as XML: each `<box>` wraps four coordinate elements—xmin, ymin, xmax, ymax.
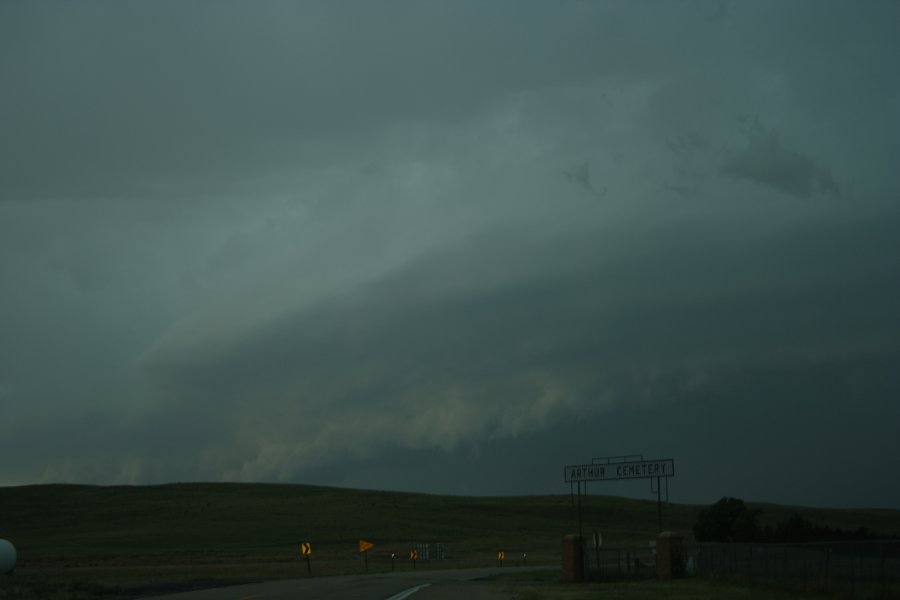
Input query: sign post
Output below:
<box><xmin>497</xmin><ymin>550</ymin><xmax>505</xmax><ymax>567</ymax></box>
<box><xmin>657</xmin><ymin>476</ymin><xmax>662</xmax><ymax>532</ymax></box>
<box><xmin>410</xmin><ymin>549</ymin><xmax>417</xmax><ymax>569</ymax></box>
<box><xmin>359</xmin><ymin>540</ymin><xmax>374</xmax><ymax>572</ymax></box>
<box><xmin>577</xmin><ymin>482</ymin><xmax>583</xmax><ymax>539</ymax></box>
<box><xmin>300</xmin><ymin>542</ymin><xmax>312</xmax><ymax>577</ymax></box>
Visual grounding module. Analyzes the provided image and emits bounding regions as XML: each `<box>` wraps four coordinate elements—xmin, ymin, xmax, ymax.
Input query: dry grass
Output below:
<box><xmin>1</xmin><ymin>483</ymin><xmax>898</xmax><ymax>599</ymax></box>
<box><xmin>509</xmin><ymin>578</ymin><xmax>833</xmax><ymax>600</ymax></box>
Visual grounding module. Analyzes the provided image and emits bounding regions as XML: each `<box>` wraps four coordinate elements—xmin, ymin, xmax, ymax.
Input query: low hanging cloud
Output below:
<box><xmin>131</xmin><ymin>204</ymin><xmax>900</xmax><ymax>482</ymax></box>
<box><xmin>721</xmin><ymin>132</ymin><xmax>841</xmax><ymax>199</ymax></box>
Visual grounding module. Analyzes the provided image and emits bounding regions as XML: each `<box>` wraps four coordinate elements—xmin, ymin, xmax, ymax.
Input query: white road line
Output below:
<box><xmin>384</xmin><ymin>583</ymin><xmax>431</xmax><ymax>600</ymax></box>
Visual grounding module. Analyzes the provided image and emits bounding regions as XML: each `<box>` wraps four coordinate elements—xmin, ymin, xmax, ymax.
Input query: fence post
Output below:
<box><xmin>747</xmin><ymin>545</ymin><xmax>753</xmax><ymax>587</ymax></box>
<box><xmin>802</xmin><ymin>546</ymin><xmax>807</xmax><ymax>590</ymax></box>
<box><xmin>783</xmin><ymin>546</ymin><xmax>788</xmax><ymax>585</ymax></box>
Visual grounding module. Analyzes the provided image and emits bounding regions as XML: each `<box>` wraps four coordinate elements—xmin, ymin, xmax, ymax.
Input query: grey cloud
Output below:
<box><xmin>0</xmin><ymin>1</ymin><xmax>767</xmax><ymax>202</ymax></box>
<box><xmin>3</xmin><ymin>1</ymin><xmax>900</xmax><ymax>507</ymax></box>
<box><xmin>132</xmin><ymin>204</ymin><xmax>900</xmax><ymax>482</ymax></box>
<box><xmin>304</xmin><ymin>348</ymin><xmax>900</xmax><ymax>505</ymax></box>
<box><xmin>721</xmin><ymin>133</ymin><xmax>841</xmax><ymax>199</ymax></box>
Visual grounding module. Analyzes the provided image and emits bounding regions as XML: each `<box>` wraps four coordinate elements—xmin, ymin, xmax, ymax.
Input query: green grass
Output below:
<box><xmin>510</xmin><ymin>578</ymin><xmax>833</xmax><ymax>600</ymax></box>
<box><xmin>1</xmin><ymin>483</ymin><xmax>898</xmax><ymax>598</ymax></box>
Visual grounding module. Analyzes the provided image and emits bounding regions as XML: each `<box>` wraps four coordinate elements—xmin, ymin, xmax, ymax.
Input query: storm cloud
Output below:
<box><xmin>721</xmin><ymin>132</ymin><xmax>841</xmax><ymax>199</ymax></box>
<box><xmin>2</xmin><ymin>1</ymin><xmax>899</xmax><ymax>508</ymax></box>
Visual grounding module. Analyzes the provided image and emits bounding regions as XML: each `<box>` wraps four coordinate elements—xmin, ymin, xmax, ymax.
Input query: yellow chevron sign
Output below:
<box><xmin>498</xmin><ymin>550</ymin><xmax>505</xmax><ymax>560</ymax></box>
<box><xmin>300</xmin><ymin>542</ymin><xmax>311</xmax><ymax>557</ymax></box>
<box><xmin>409</xmin><ymin>550</ymin><xmax>417</xmax><ymax>560</ymax></box>
<box><xmin>359</xmin><ymin>540</ymin><xmax>374</xmax><ymax>553</ymax></box>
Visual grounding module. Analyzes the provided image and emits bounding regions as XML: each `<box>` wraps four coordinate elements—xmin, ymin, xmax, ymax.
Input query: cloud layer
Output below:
<box><xmin>2</xmin><ymin>1</ymin><xmax>899</xmax><ymax>507</ymax></box>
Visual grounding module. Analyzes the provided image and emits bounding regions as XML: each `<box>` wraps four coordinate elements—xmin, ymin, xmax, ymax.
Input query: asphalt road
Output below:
<box><xmin>144</xmin><ymin>566</ymin><xmax>550</xmax><ymax>600</ymax></box>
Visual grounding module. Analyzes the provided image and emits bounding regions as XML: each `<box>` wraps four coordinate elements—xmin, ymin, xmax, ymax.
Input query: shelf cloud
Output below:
<box><xmin>2</xmin><ymin>1</ymin><xmax>899</xmax><ymax>507</ymax></box>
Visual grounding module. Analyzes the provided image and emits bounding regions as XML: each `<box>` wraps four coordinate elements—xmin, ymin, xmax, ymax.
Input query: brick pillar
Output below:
<box><xmin>656</xmin><ymin>532</ymin><xmax>685</xmax><ymax>579</ymax></box>
<box><xmin>562</xmin><ymin>534</ymin><xmax>585</xmax><ymax>582</ymax></box>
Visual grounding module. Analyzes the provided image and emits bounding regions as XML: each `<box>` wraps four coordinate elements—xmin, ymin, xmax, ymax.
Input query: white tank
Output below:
<box><xmin>0</xmin><ymin>539</ymin><xmax>16</xmax><ymax>574</ymax></box>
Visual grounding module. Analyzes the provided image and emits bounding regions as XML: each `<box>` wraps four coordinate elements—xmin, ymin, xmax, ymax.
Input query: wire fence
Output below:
<box><xmin>695</xmin><ymin>541</ymin><xmax>900</xmax><ymax>599</ymax></box>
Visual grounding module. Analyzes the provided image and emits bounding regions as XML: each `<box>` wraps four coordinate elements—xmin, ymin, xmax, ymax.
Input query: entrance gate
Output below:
<box><xmin>564</xmin><ymin>455</ymin><xmax>676</xmax><ymax>537</ymax></box>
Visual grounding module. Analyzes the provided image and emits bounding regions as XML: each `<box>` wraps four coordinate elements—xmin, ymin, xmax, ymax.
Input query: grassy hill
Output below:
<box><xmin>1</xmin><ymin>483</ymin><xmax>899</xmax><ymax>598</ymax></box>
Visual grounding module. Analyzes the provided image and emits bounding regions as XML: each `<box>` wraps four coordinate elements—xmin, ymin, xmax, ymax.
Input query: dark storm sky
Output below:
<box><xmin>2</xmin><ymin>1</ymin><xmax>899</xmax><ymax>508</ymax></box>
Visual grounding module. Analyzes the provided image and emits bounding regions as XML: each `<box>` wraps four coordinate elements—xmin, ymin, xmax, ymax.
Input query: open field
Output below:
<box><xmin>1</xmin><ymin>483</ymin><xmax>899</xmax><ymax>599</ymax></box>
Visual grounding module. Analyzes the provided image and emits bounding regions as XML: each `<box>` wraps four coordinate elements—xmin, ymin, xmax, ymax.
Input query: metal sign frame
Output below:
<box><xmin>564</xmin><ymin>455</ymin><xmax>676</xmax><ymax>534</ymax></box>
<box><xmin>564</xmin><ymin>458</ymin><xmax>675</xmax><ymax>482</ymax></box>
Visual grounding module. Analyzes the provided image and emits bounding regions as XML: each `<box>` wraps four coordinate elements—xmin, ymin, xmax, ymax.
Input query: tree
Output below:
<box><xmin>693</xmin><ymin>497</ymin><xmax>761</xmax><ymax>542</ymax></box>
